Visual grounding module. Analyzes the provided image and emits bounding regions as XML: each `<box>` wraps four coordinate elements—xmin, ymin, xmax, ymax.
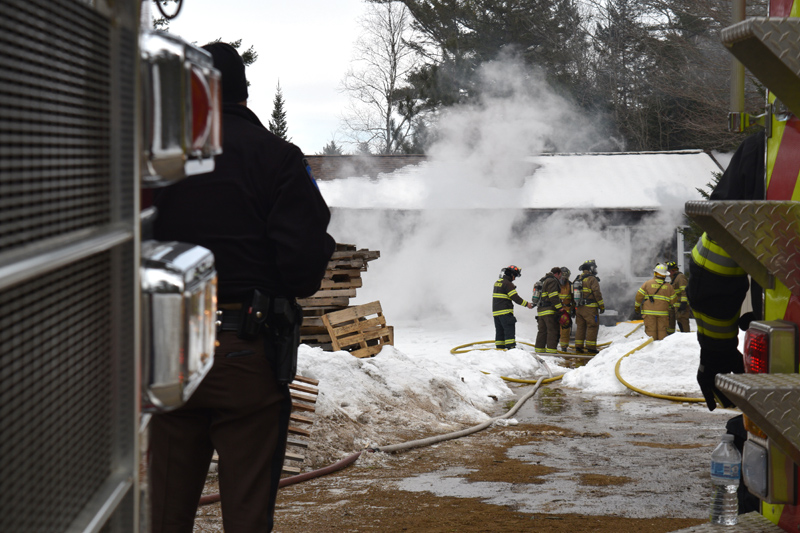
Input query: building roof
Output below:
<box><xmin>306</xmin><ymin>155</ymin><xmax>428</xmax><ymax>181</ymax></box>
<box><xmin>316</xmin><ymin>150</ymin><xmax>724</xmax><ymax>210</ymax></box>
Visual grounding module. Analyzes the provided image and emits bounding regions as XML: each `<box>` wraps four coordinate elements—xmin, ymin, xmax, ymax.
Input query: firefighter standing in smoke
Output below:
<box><xmin>558</xmin><ymin>267</ymin><xmax>574</xmax><ymax>352</ymax></box>
<box><xmin>492</xmin><ymin>265</ymin><xmax>533</xmax><ymax>350</ymax></box>
<box><xmin>574</xmin><ymin>260</ymin><xmax>604</xmax><ymax>353</ymax></box>
<box><xmin>534</xmin><ymin>267</ymin><xmax>564</xmax><ymax>354</ymax></box>
<box><xmin>666</xmin><ymin>261</ymin><xmax>690</xmax><ymax>333</ymax></box>
<box><xmin>635</xmin><ymin>263</ymin><xmax>678</xmax><ymax>340</ymax></box>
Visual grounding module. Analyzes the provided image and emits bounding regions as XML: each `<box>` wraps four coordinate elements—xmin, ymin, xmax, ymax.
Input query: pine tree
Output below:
<box><xmin>321</xmin><ymin>140</ymin><xmax>344</xmax><ymax>155</ymax></box>
<box><xmin>268</xmin><ymin>81</ymin><xmax>290</xmax><ymax>141</ymax></box>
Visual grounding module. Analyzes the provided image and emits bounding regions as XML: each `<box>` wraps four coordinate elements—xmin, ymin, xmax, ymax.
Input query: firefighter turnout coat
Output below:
<box><xmin>535</xmin><ymin>273</ymin><xmax>563</xmax><ymax>354</ymax></box>
<box><xmin>635</xmin><ymin>277</ymin><xmax>677</xmax><ymax>340</ymax></box>
<box><xmin>669</xmin><ymin>270</ymin><xmax>690</xmax><ymax>333</ymax></box>
<box><xmin>493</xmin><ymin>275</ymin><xmax>528</xmax><ymax>317</ymax></box>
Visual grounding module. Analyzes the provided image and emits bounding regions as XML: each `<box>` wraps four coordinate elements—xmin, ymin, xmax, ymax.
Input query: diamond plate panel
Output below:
<box><xmin>721</xmin><ymin>17</ymin><xmax>800</xmax><ymax>117</ymax></box>
<box><xmin>716</xmin><ymin>373</ymin><xmax>800</xmax><ymax>467</ymax></box>
<box><xmin>685</xmin><ymin>201</ymin><xmax>800</xmax><ymax>295</ymax></box>
<box><xmin>668</xmin><ymin>511</ymin><xmax>783</xmax><ymax>532</ymax></box>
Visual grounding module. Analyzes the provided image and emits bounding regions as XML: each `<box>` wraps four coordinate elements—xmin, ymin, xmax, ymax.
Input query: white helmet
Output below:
<box><xmin>654</xmin><ymin>263</ymin><xmax>668</xmax><ymax>278</ymax></box>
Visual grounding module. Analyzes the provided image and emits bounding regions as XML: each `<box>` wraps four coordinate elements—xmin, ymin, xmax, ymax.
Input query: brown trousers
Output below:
<box><xmin>559</xmin><ymin>317</ymin><xmax>572</xmax><ymax>349</ymax></box>
<box><xmin>644</xmin><ymin>315</ymin><xmax>669</xmax><ymax>340</ymax></box>
<box><xmin>575</xmin><ymin>306</ymin><xmax>599</xmax><ymax>351</ymax></box>
<box><xmin>668</xmin><ymin>308</ymin><xmax>691</xmax><ymax>333</ymax></box>
<box><xmin>149</xmin><ymin>331</ymin><xmax>291</xmax><ymax>533</ymax></box>
<box><xmin>535</xmin><ymin>314</ymin><xmax>560</xmax><ymax>354</ymax></box>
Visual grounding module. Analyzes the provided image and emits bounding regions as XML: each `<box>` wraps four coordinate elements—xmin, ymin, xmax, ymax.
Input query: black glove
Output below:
<box><xmin>678</xmin><ymin>302</ymin><xmax>687</xmax><ymax>312</ymax></box>
<box><xmin>697</xmin><ymin>349</ymin><xmax>745</xmax><ymax>411</ymax></box>
<box><xmin>599</xmin><ymin>307</ymin><xmax>605</xmax><ymax>314</ymax></box>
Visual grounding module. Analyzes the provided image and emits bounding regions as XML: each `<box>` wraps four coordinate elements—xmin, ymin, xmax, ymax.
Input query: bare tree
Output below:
<box><xmin>340</xmin><ymin>2</ymin><xmax>423</xmax><ymax>154</ymax></box>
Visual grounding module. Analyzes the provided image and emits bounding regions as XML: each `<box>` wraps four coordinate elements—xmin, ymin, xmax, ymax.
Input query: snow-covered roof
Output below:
<box><xmin>317</xmin><ymin>150</ymin><xmax>723</xmax><ymax>210</ymax></box>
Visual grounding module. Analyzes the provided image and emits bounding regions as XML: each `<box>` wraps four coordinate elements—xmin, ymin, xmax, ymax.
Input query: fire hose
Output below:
<box><xmin>198</xmin><ymin>354</ymin><xmax>556</xmax><ymax>507</ymax></box>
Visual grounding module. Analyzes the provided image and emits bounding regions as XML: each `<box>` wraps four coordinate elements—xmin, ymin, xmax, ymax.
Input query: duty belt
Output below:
<box><xmin>216</xmin><ymin>303</ymin><xmax>243</xmax><ymax>333</ymax></box>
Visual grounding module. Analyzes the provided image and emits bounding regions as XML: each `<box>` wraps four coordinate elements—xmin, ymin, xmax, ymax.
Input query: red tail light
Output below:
<box><xmin>743</xmin><ymin>328</ymin><xmax>769</xmax><ymax>373</ymax></box>
<box><xmin>190</xmin><ymin>66</ymin><xmax>211</xmax><ymax>152</ymax></box>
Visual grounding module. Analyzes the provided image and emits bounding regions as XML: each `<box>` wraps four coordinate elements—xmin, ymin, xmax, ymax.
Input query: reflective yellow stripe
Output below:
<box><xmin>642</xmin><ymin>310</ymin><xmax>669</xmax><ymax>316</ymax></box>
<box><xmin>493</xmin><ymin>309</ymin><xmax>513</xmax><ymax>316</ymax></box>
<box><xmin>539</xmin><ymin>309</ymin><xmax>556</xmax><ymax>316</ymax></box>
<box><xmin>694</xmin><ymin>310</ymin><xmax>739</xmax><ymax>340</ymax></box>
<box><xmin>509</xmin><ymin>289</ymin><xmax>519</xmax><ymax>298</ymax></box>
<box><xmin>692</xmin><ymin>233</ymin><xmax>746</xmax><ymax>276</ymax></box>
<box><xmin>494</xmin><ymin>293</ymin><xmax>510</xmax><ymax>299</ymax></box>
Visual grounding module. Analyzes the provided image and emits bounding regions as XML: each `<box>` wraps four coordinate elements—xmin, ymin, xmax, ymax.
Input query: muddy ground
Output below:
<box><xmin>193</xmin><ymin>382</ymin><xmax>733</xmax><ymax>532</ymax></box>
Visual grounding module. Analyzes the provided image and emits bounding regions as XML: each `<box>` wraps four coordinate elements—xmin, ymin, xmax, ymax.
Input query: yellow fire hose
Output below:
<box><xmin>614</xmin><ymin>337</ymin><xmax>705</xmax><ymax>403</ymax></box>
<box><xmin>450</xmin><ymin>340</ymin><xmax>611</xmax><ymax>355</ymax></box>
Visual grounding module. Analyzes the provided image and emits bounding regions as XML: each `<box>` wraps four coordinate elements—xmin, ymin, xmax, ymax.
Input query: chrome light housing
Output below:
<box><xmin>140</xmin><ymin>30</ymin><xmax>222</xmax><ymax>186</ymax></box>
<box><xmin>141</xmin><ymin>241</ymin><xmax>217</xmax><ymax>412</ymax></box>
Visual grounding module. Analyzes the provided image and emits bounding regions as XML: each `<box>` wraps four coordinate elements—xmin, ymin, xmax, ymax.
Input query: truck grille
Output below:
<box><xmin>0</xmin><ymin>254</ymin><xmax>114</xmax><ymax>532</ymax></box>
<box><xmin>0</xmin><ymin>0</ymin><xmax>112</xmax><ymax>253</ymax></box>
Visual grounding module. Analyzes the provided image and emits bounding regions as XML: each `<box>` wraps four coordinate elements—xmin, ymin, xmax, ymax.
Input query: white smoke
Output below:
<box><xmin>325</xmin><ymin>57</ymin><xmax>694</xmax><ymax>329</ymax></box>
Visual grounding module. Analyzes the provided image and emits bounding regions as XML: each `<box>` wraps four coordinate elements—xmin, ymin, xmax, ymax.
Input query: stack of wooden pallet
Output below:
<box><xmin>298</xmin><ymin>243</ymin><xmax>380</xmax><ymax>350</ymax></box>
<box><xmin>321</xmin><ymin>301</ymin><xmax>394</xmax><ymax>358</ymax></box>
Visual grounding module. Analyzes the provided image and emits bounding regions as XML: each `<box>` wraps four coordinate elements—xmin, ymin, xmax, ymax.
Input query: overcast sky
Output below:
<box><xmin>163</xmin><ymin>0</ymin><xmax>368</xmax><ymax>155</ymax></box>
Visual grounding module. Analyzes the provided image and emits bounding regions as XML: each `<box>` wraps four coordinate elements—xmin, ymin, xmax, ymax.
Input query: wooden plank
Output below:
<box><xmin>307</xmin><ymin>288</ymin><xmax>357</xmax><ymax>299</ymax></box>
<box><xmin>286</xmin><ymin>437</ymin><xmax>308</xmax><ymax>448</ymax></box>
<box><xmin>291</xmin><ymin>391</ymin><xmax>317</xmax><ymax>404</ymax></box>
<box><xmin>294</xmin><ymin>375</ymin><xmax>319</xmax><ymax>386</ymax></box>
<box><xmin>336</xmin><ymin>327</ymin><xmax>392</xmax><ymax>351</ymax></box>
<box><xmin>331</xmin><ymin>315</ymin><xmax>386</xmax><ymax>337</ymax></box>
<box><xmin>323</xmin><ymin>269</ymin><xmax>362</xmax><ymax>279</ymax></box>
<box><xmin>319</xmin><ymin>278</ymin><xmax>362</xmax><ymax>289</ymax></box>
<box><xmin>350</xmin><ymin>344</ymin><xmax>385</xmax><ymax>358</ymax></box>
<box><xmin>290</xmin><ymin>413</ymin><xmax>314</xmax><ymax>425</ymax></box>
<box><xmin>289</xmin><ymin>382</ymin><xmax>318</xmax><ymax>395</ymax></box>
<box><xmin>292</xmin><ymin>401</ymin><xmax>316</xmax><ymax>413</ymax></box>
<box><xmin>285</xmin><ymin>451</ymin><xmax>305</xmax><ymax>462</ymax></box>
<box><xmin>288</xmin><ymin>425</ymin><xmax>311</xmax><ymax>438</ymax></box>
<box><xmin>324</xmin><ymin>301</ymin><xmax>383</xmax><ymax>324</ymax></box>
<box><xmin>282</xmin><ymin>465</ymin><xmax>301</xmax><ymax>475</ymax></box>
<box><xmin>297</xmin><ymin>296</ymin><xmax>351</xmax><ymax>307</ymax></box>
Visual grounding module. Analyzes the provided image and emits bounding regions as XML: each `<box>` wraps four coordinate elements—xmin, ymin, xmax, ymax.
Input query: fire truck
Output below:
<box><xmin>0</xmin><ymin>0</ymin><xmax>221</xmax><ymax>530</ymax></box>
<box><xmin>679</xmin><ymin>0</ymin><xmax>800</xmax><ymax>531</ymax></box>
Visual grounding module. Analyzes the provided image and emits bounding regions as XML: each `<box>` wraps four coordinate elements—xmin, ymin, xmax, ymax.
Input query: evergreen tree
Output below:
<box><xmin>321</xmin><ymin>140</ymin><xmax>344</xmax><ymax>155</ymax></box>
<box><xmin>268</xmin><ymin>81</ymin><xmax>290</xmax><ymax>141</ymax></box>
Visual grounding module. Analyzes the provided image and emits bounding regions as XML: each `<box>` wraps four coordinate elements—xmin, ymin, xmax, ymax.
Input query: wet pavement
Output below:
<box><xmin>397</xmin><ymin>383</ymin><xmax>735</xmax><ymax>519</ymax></box>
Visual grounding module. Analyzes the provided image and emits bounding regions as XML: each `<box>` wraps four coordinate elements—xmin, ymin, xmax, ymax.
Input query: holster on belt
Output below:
<box><xmin>231</xmin><ymin>289</ymin><xmax>302</xmax><ymax>385</ymax></box>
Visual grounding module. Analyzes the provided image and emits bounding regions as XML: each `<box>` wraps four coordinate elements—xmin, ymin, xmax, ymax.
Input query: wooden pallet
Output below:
<box><xmin>209</xmin><ymin>374</ymin><xmax>319</xmax><ymax>476</ymax></box>
<box><xmin>321</xmin><ymin>301</ymin><xmax>394</xmax><ymax>358</ymax></box>
<box><xmin>299</xmin><ymin>243</ymin><xmax>381</xmax><ymax>350</ymax></box>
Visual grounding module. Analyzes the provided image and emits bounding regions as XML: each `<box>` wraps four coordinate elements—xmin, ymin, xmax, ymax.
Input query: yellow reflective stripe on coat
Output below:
<box><xmin>692</xmin><ymin>233</ymin><xmax>746</xmax><ymax>276</ymax></box>
<box><xmin>694</xmin><ymin>310</ymin><xmax>739</xmax><ymax>340</ymax></box>
<box><xmin>493</xmin><ymin>308</ymin><xmax>513</xmax><ymax>316</ymax></box>
<box><xmin>494</xmin><ymin>293</ymin><xmax>510</xmax><ymax>299</ymax></box>
<box><xmin>642</xmin><ymin>310</ymin><xmax>670</xmax><ymax>316</ymax></box>
<box><xmin>538</xmin><ymin>309</ymin><xmax>556</xmax><ymax>316</ymax></box>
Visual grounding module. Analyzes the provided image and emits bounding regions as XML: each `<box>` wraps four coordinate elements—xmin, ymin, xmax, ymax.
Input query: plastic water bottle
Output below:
<box><xmin>709</xmin><ymin>434</ymin><xmax>741</xmax><ymax>525</ymax></box>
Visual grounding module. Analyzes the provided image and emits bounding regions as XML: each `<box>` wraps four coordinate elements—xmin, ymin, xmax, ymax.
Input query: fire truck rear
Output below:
<box><xmin>681</xmin><ymin>0</ymin><xmax>800</xmax><ymax>531</ymax></box>
<box><xmin>1</xmin><ymin>0</ymin><xmax>220</xmax><ymax>530</ymax></box>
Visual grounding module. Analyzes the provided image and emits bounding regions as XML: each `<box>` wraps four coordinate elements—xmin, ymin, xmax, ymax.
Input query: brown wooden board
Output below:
<box><xmin>321</xmin><ymin>301</ymin><xmax>394</xmax><ymax>358</ymax></box>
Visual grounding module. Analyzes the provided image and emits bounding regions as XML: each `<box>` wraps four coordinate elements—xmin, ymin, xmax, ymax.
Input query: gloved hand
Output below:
<box><xmin>697</xmin><ymin>348</ymin><xmax>745</xmax><ymax>411</ymax></box>
<box><xmin>633</xmin><ymin>307</ymin><xmax>641</xmax><ymax>318</ymax></box>
<box><xmin>570</xmin><ymin>308</ymin><xmax>576</xmax><ymax>318</ymax></box>
<box><xmin>527</xmin><ymin>302</ymin><xmax>534</xmax><ymax>309</ymax></box>
<box><xmin>679</xmin><ymin>302</ymin><xmax>687</xmax><ymax>312</ymax></box>
<box><xmin>599</xmin><ymin>306</ymin><xmax>605</xmax><ymax>314</ymax></box>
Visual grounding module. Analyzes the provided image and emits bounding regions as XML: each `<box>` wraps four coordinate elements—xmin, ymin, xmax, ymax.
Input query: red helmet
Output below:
<box><xmin>504</xmin><ymin>265</ymin><xmax>522</xmax><ymax>278</ymax></box>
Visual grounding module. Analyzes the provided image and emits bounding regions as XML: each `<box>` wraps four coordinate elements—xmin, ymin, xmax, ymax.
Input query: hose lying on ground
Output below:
<box><xmin>199</xmin><ymin>352</ymin><xmax>557</xmax><ymax>506</ymax></box>
<box><xmin>450</xmin><ymin>339</ymin><xmax>611</xmax><ymax>355</ymax></box>
<box><xmin>614</xmin><ymin>337</ymin><xmax>705</xmax><ymax>403</ymax></box>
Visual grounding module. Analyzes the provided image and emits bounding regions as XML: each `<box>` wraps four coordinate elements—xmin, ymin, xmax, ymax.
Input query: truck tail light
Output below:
<box><xmin>141</xmin><ymin>31</ymin><xmax>223</xmax><ymax>187</ymax></box>
<box><xmin>743</xmin><ymin>328</ymin><xmax>769</xmax><ymax>373</ymax></box>
<box><xmin>141</xmin><ymin>241</ymin><xmax>217</xmax><ymax>412</ymax></box>
<box><xmin>741</xmin><ymin>321</ymin><xmax>799</xmax><ymax>447</ymax></box>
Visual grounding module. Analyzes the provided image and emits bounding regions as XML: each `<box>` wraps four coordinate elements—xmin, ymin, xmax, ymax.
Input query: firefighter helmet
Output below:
<box><xmin>504</xmin><ymin>265</ymin><xmax>522</xmax><ymax>278</ymax></box>
<box><xmin>654</xmin><ymin>263</ymin><xmax>668</xmax><ymax>278</ymax></box>
<box><xmin>579</xmin><ymin>259</ymin><xmax>597</xmax><ymax>275</ymax></box>
<box><xmin>561</xmin><ymin>266</ymin><xmax>571</xmax><ymax>280</ymax></box>
<box><xmin>666</xmin><ymin>261</ymin><xmax>678</xmax><ymax>271</ymax></box>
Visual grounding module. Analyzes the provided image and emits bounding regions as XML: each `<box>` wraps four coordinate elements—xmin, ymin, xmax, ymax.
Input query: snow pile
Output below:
<box><xmin>296</xmin><ymin>319</ymin><xmax>707</xmax><ymax>466</ymax></box>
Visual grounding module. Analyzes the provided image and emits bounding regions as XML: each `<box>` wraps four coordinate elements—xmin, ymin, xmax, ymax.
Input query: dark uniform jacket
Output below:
<box><xmin>537</xmin><ymin>273</ymin><xmax>563</xmax><ymax>316</ymax></box>
<box><xmin>493</xmin><ymin>275</ymin><xmax>528</xmax><ymax>316</ymax></box>
<box><xmin>153</xmin><ymin>103</ymin><xmax>336</xmax><ymax>304</ymax></box>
